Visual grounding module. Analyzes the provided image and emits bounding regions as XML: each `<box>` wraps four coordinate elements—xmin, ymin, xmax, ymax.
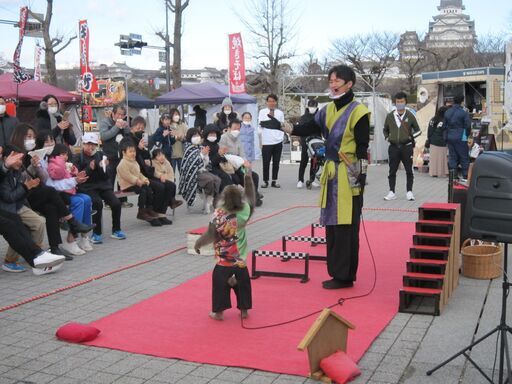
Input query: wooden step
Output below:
<box><xmin>408</xmin><ymin>258</ymin><xmax>447</xmax><ymax>266</ymax></box>
<box><xmin>399</xmin><ymin>286</ymin><xmax>443</xmax><ymax>316</ymax></box>
<box><xmin>412</xmin><ymin>244</ymin><xmax>450</xmax><ymax>252</ymax></box>
<box><xmin>402</xmin><ymin>286</ymin><xmax>442</xmax><ymax>295</ymax></box>
<box><xmin>419</xmin><ymin>206</ymin><xmax>456</xmax><ymax>222</ymax></box>
<box><xmin>413</xmin><ymin>234</ymin><xmax>451</xmax><ymax>247</ymax></box>
<box><xmin>404</xmin><ymin>272</ymin><xmax>445</xmax><ymax>280</ymax></box>
<box><xmin>416</xmin><ymin>220</ymin><xmax>454</xmax><ymax>234</ymax></box>
<box><xmin>415</xmin><ymin>232</ymin><xmax>452</xmax><ymax>238</ymax></box>
<box><xmin>403</xmin><ymin>272</ymin><xmax>444</xmax><ymax>290</ymax></box>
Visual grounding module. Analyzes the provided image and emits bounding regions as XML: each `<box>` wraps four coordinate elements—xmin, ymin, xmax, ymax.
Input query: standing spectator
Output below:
<box><xmin>153</xmin><ymin>113</ymin><xmax>175</xmax><ymax>164</ymax></box>
<box><xmin>169</xmin><ymin>108</ymin><xmax>188</xmax><ymax>174</ymax></box>
<box><xmin>36</xmin><ymin>94</ymin><xmax>76</xmax><ymax>146</ymax></box>
<box><xmin>193</xmin><ymin>105</ymin><xmax>207</xmax><ymax>131</ymax></box>
<box><xmin>258</xmin><ymin>94</ymin><xmax>285</xmax><ymax>188</ymax></box>
<box><xmin>0</xmin><ymin>96</ymin><xmax>19</xmax><ymax>151</ymax></box>
<box><xmin>73</xmin><ymin>132</ymin><xmax>126</xmax><ymax>244</ymax></box>
<box><xmin>214</xmin><ymin>98</ymin><xmax>239</xmax><ymax>132</ymax></box>
<box><xmin>240</xmin><ymin>112</ymin><xmax>256</xmax><ymax>163</ymax></box>
<box><xmin>426</xmin><ymin>106</ymin><xmax>449</xmax><ymax>177</ymax></box>
<box><xmin>179</xmin><ymin>128</ymin><xmax>221</xmax><ymax>213</ymax></box>
<box><xmin>99</xmin><ymin>103</ymin><xmax>132</xmax><ymax>207</ymax></box>
<box><xmin>443</xmin><ymin>94</ymin><xmax>472</xmax><ymax>181</ymax></box>
<box><xmin>383</xmin><ymin>92</ymin><xmax>421</xmax><ymax>201</ymax></box>
<box><xmin>297</xmin><ymin>99</ymin><xmax>320</xmax><ymax>189</ymax></box>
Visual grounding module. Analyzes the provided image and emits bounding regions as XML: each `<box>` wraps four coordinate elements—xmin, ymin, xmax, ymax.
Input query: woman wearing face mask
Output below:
<box><xmin>168</xmin><ymin>108</ymin><xmax>188</xmax><ymax>175</ymax></box>
<box><xmin>297</xmin><ymin>99</ymin><xmax>321</xmax><ymax>189</ymax></box>
<box><xmin>239</xmin><ymin>112</ymin><xmax>256</xmax><ymax>163</ymax></box>
<box><xmin>179</xmin><ymin>128</ymin><xmax>221</xmax><ymax>213</ymax></box>
<box><xmin>213</xmin><ymin>97</ymin><xmax>239</xmax><ymax>132</ymax></box>
<box><xmin>153</xmin><ymin>113</ymin><xmax>176</xmax><ymax>165</ymax></box>
<box><xmin>36</xmin><ymin>94</ymin><xmax>76</xmax><ymax>147</ymax></box>
<box><xmin>202</xmin><ymin>124</ymin><xmax>234</xmax><ymax>192</ymax></box>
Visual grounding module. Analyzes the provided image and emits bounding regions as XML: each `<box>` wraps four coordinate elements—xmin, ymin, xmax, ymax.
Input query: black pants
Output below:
<box><xmin>262</xmin><ymin>142</ymin><xmax>283</xmax><ymax>182</ymax></box>
<box><xmin>212</xmin><ymin>264</ymin><xmax>252</xmax><ymax>312</ymax></box>
<box><xmin>107</xmin><ymin>156</ymin><xmax>127</xmax><ymax>203</ymax></box>
<box><xmin>211</xmin><ymin>167</ymin><xmax>234</xmax><ymax>192</ymax></box>
<box><xmin>149</xmin><ymin>179</ymin><xmax>174</xmax><ymax>214</ymax></box>
<box><xmin>124</xmin><ymin>185</ymin><xmax>154</xmax><ymax>209</ymax></box>
<box><xmin>298</xmin><ymin>138</ymin><xmax>316</xmax><ymax>183</ymax></box>
<box><xmin>232</xmin><ymin>169</ymin><xmax>259</xmax><ymax>193</ymax></box>
<box><xmin>0</xmin><ymin>209</ymin><xmax>40</xmax><ymax>267</ymax></box>
<box><xmin>388</xmin><ymin>143</ymin><xmax>414</xmax><ymax>192</ymax></box>
<box><xmin>325</xmin><ymin>196</ymin><xmax>362</xmax><ymax>282</ymax></box>
<box><xmin>86</xmin><ymin>188</ymin><xmax>121</xmax><ymax>235</ymax></box>
<box><xmin>27</xmin><ymin>185</ymin><xmax>70</xmax><ymax>248</ymax></box>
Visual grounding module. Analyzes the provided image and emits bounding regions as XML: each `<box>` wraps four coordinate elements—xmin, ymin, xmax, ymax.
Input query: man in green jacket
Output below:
<box><xmin>383</xmin><ymin>92</ymin><xmax>421</xmax><ymax>201</ymax></box>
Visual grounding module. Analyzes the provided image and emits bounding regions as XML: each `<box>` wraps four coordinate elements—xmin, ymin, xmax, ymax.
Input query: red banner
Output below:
<box><xmin>228</xmin><ymin>33</ymin><xmax>246</xmax><ymax>94</ymax></box>
<box><xmin>12</xmin><ymin>6</ymin><xmax>30</xmax><ymax>84</ymax></box>
<box><xmin>79</xmin><ymin>20</ymin><xmax>98</xmax><ymax>93</ymax></box>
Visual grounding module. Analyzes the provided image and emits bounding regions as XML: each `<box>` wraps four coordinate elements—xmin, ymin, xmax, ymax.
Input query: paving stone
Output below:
<box><xmin>111</xmin><ymin>376</ymin><xmax>147</xmax><ymax>384</ymax></box>
<box><xmin>24</xmin><ymin>371</ymin><xmax>58</xmax><ymax>384</ymax></box>
<box><xmin>2</xmin><ymin>367</ymin><xmax>36</xmax><ymax>380</ymax></box>
<box><xmin>189</xmin><ymin>365</ymin><xmax>225</xmax><ymax>378</ymax></box>
<box><xmin>86</xmin><ymin>371</ymin><xmax>122</xmax><ymax>383</ymax></box>
<box><xmin>215</xmin><ymin>367</ymin><xmax>253</xmax><ymax>382</ymax></box>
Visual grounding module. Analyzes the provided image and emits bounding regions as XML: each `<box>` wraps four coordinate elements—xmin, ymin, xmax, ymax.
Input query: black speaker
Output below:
<box><xmin>465</xmin><ymin>152</ymin><xmax>512</xmax><ymax>243</ymax></box>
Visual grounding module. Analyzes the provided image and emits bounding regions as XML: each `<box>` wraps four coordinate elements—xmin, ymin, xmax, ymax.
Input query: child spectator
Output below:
<box><xmin>73</xmin><ymin>132</ymin><xmax>126</xmax><ymax>243</ymax></box>
<box><xmin>47</xmin><ymin>144</ymin><xmax>94</xmax><ymax>253</ymax></box>
<box><xmin>116</xmin><ymin>138</ymin><xmax>161</xmax><ymax>226</ymax></box>
<box><xmin>194</xmin><ymin>166</ymin><xmax>256</xmax><ymax>320</ymax></box>
<box><xmin>151</xmin><ymin>148</ymin><xmax>183</xmax><ymax>210</ymax></box>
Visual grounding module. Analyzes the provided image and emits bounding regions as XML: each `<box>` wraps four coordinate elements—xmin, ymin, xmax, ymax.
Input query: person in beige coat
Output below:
<box><xmin>168</xmin><ymin>108</ymin><xmax>188</xmax><ymax>175</ymax></box>
<box><xmin>151</xmin><ymin>148</ymin><xmax>183</xmax><ymax>210</ymax></box>
<box><xmin>116</xmin><ymin>138</ymin><xmax>161</xmax><ymax>226</ymax></box>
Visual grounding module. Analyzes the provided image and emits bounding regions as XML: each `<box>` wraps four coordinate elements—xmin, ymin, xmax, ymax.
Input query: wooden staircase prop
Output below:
<box><xmin>399</xmin><ymin>203</ymin><xmax>461</xmax><ymax>316</ymax></box>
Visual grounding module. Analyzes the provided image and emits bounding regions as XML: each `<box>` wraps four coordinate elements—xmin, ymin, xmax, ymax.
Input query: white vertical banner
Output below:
<box><xmin>505</xmin><ymin>42</ymin><xmax>512</xmax><ymax>129</ymax></box>
<box><xmin>33</xmin><ymin>45</ymin><xmax>42</xmax><ymax>82</ymax></box>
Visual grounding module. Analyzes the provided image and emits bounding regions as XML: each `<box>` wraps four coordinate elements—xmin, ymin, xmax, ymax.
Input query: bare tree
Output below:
<box><xmin>399</xmin><ymin>57</ymin><xmax>427</xmax><ymax>96</ymax></box>
<box><xmin>156</xmin><ymin>0</ymin><xmax>190</xmax><ymax>89</ymax></box>
<box><xmin>237</xmin><ymin>0</ymin><xmax>298</xmax><ymax>94</ymax></box>
<box><xmin>29</xmin><ymin>0</ymin><xmax>77</xmax><ymax>86</ymax></box>
<box><xmin>473</xmin><ymin>32</ymin><xmax>507</xmax><ymax>66</ymax></box>
<box><xmin>331</xmin><ymin>32</ymin><xmax>400</xmax><ymax>91</ymax></box>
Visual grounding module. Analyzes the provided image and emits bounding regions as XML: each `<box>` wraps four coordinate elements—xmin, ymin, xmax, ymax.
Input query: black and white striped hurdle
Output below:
<box><xmin>310</xmin><ymin>223</ymin><xmax>325</xmax><ymax>242</ymax></box>
<box><xmin>282</xmin><ymin>235</ymin><xmax>327</xmax><ymax>261</ymax></box>
<box><xmin>251</xmin><ymin>250</ymin><xmax>309</xmax><ymax>283</ymax></box>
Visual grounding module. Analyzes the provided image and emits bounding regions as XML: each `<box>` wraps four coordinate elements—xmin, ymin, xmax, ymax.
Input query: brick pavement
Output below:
<box><xmin>0</xmin><ymin>161</ymin><xmax>503</xmax><ymax>383</ymax></box>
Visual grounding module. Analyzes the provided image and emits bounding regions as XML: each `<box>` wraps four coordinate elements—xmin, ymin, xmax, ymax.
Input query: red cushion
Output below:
<box><xmin>319</xmin><ymin>350</ymin><xmax>361</xmax><ymax>384</ymax></box>
<box><xmin>56</xmin><ymin>322</ymin><xmax>100</xmax><ymax>343</ymax></box>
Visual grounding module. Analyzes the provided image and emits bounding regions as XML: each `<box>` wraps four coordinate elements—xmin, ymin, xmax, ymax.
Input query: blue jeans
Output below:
<box><xmin>70</xmin><ymin>193</ymin><xmax>92</xmax><ymax>225</ymax></box>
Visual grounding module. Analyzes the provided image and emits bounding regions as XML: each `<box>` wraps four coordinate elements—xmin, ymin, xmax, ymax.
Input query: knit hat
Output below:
<box><xmin>221</xmin><ymin>97</ymin><xmax>233</xmax><ymax>108</ymax></box>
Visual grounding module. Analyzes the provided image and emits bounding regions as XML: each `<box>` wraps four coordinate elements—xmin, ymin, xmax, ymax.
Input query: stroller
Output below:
<box><xmin>304</xmin><ymin>136</ymin><xmax>326</xmax><ymax>189</ymax></box>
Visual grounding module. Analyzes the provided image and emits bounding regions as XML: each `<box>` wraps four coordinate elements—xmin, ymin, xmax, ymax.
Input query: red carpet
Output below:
<box><xmin>85</xmin><ymin>221</ymin><xmax>414</xmax><ymax>376</ymax></box>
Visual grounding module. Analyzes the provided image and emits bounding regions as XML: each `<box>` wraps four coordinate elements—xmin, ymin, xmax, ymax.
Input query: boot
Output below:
<box><xmin>136</xmin><ymin>208</ymin><xmax>155</xmax><ymax>222</ymax></box>
<box><xmin>68</xmin><ymin>218</ymin><xmax>95</xmax><ymax>234</ymax></box>
<box><xmin>146</xmin><ymin>207</ymin><xmax>162</xmax><ymax>219</ymax></box>
<box><xmin>169</xmin><ymin>199</ymin><xmax>183</xmax><ymax>209</ymax></box>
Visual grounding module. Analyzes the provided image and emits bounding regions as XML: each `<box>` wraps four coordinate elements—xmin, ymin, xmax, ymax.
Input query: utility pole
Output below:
<box><xmin>165</xmin><ymin>3</ymin><xmax>171</xmax><ymax>92</ymax></box>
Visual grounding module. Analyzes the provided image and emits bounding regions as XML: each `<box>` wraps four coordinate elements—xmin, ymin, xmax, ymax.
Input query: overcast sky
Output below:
<box><xmin>0</xmin><ymin>0</ymin><xmax>510</xmax><ymax>72</ymax></box>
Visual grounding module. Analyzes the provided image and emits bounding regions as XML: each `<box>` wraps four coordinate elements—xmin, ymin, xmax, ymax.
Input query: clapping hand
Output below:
<box><xmin>4</xmin><ymin>151</ymin><xmax>24</xmax><ymax>168</ymax></box>
<box><xmin>75</xmin><ymin>171</ymin><xmax>88</xmax><ymax>184</ymax></box>
<box><xmin>30</xmin><ymin>155</ymin><xmax>41</xmax><ymax>168</ymax></box>
<box><xmin>24</xmin><ymin>177</ymin><xmax>40</xmax><ymax>190</ymax></box>
<box><xmin>57</xmin><ymin>120</ymin><xmax>70</xmax><ymax>130</ymax></box>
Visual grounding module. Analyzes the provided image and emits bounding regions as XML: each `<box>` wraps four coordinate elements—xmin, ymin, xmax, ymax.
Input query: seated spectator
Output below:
<box><xmin>73</xmin><ymin>132</ymin><xmax>126</xmax><ymax>244</ymax></box>
<box><xmin>213</xmin><ymin>98</ymin><xmax>239</xmax><ymax>132</ymax></box>
<box><xmin>10</xmin><ymin>124</ymin><xmax>93</xmax><ymax>258</ymax></box>
<box><xmin>219</xmin><ymin>119</ymin><xmax>263</xmax><ymax>207</ymax></box>
<box><xmin>0</xmin><ymin>95</ymin><xmax>19</xmax><ymax>151</ymax></box>
<box><xmin>151</xmin><ymin>148</ymin><xmax>183</xmax><ymax>210</ymax></box>
<box><xmin>47</xmin><ymin>144</ymin><xmax>94</xmax><ymax>253</ymax></box>
<box><xmin>202</xmin><ymin>124</ymin><xmax>233</xmax><ymax>192</ymax></box>
<box><xmin>36</xmin><ymin>94</ymin><xmax>76</xmax><ymax>146</ymax></box>
<box><xmin>0</xmin><ymin>145</ymin><xmax>45</xmax><ymax>273</ymax></box>
<box><xmin>125</xmin><ymin>117</ymin><xmax>173</xmax><ymax>225</ymax></box>
<box><xmin>116</xmin><ymin>138</ymin><xmax>161</xmax><ymax>226</ymax></box>
<box><xmin>179</xmin><ymin>128</ymin><xmax>221</xmax><ymax>213</ymax></box>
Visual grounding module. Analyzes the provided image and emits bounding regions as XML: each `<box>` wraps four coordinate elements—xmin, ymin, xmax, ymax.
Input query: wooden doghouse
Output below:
<box><xmin>297</xmin><ymin>308</ymin><xmax>355</xmax><ymax>381</ymax></box>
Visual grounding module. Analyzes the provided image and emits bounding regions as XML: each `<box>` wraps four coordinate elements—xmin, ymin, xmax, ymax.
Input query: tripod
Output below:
<box><xmin>427</xmin><ymin>245</ymin><xmax>511</xmax><ymax>383</ymax></box>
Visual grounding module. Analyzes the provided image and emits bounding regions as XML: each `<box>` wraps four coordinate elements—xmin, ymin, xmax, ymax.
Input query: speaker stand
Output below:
<box><xmin>427</xmin><ymin>245</ymin><xmax>511</xmax><ymax>383</ymax></box>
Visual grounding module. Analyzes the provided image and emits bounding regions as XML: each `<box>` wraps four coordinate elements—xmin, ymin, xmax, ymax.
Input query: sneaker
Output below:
<box><xmin>121</xmin><ymin>201</ymin><xmax>134</xmax><ymax>208</ymax></box>
<box><xmin>32</xmin><ymin>263</ymin><xmax>63</xmax><ymax>276</ymax></box>
<box><xmin>2</xmin><ymin>262</ymin><xmax>26</xmax><ymax>273</ymax></box>
<box><xmin>90</xmin><ymin>233</ymin><xmax>103</xmax><ymax>244</ymax></box>
<box><xmin>271</xmin><ymin>181</ymin><xmax>280</xmax><ymax>188</ymax></box>
<box><xmin>406</xmin><ymin>191</ymin><xmax>415</xmax><ymax>201</ymax></box>
<box><xmin>111</xmin><ymin>231</ymin><xmax>126</xmax><ymax>240</ymax></box>
<box><xmin>33</xmin><ymin>251</ymin><xmax>65</xmax><ymax>269</ymax></box>
<box><xmin>297</xmin><ymin>181</ymin><xmax>304</xmax><ymax>189</ymax></box>
<box><xmin>77</xmin><ymin>237</ymin><xmax>93</xmax><ymax>252</ymax></box>
<box><xmin>384</xmin><ymin>191</ymin><xmax>397</xmax><ymax>201</ymax></box>
<box><xmin>311</xmin><ymin>181</ymin><xmax>320</xmax><ymax>188</ymax></box>
<box><xmin>209</xmin><ymin>311</ymin><xmax>224</xmax><ymax>321</ymax></box>
<box><xmin>261</xmin><ymin>182</ymin><xmax>269</xmax><ymax>188</ymax></box>
<box><xmin>60</xmin><ymin>241</ymin><xmax>86</xmax><ymax>256</ymax></box>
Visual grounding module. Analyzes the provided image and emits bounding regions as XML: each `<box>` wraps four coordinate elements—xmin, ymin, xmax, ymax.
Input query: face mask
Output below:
<box><xmin>230</xmin><ymin>130</ymin><xmax>240</xmax><ymax>138</ymax></box>
<box><xmin>223</xmin><ymin>109</ymin><xmax>232</xmax><ymax>115</ymax></box>
<box><xmin>172</xmin><ymin>115</ymin><xmax>180</xmax><ymax>123</ymax></box>
<box><xmin>396</xmin><ymin>103</ymin><xmax>406</xmax><ymax>111</ymax></box>
<box><xmin>0</xmin><ymin>105</ymin><xmax>6</xmax><ymax>114</ymax></box>
<box><xmin>191</xmin><ymin>136</ymin><xmax>202</xmax><ymax>145</ymax></box>
<box><xmin>134</xmin><ymin>131</ymin><xmax>144</xmax><ymax>139</ymax></box>
<box><xmin>24</xmin><ymin>139</ymin><xmax>36</xmax><ymax>151</ymax></box>
<box><xmin>328</xmin><ymin>91</ymin><xmax>345</xmax><ymax>100</ymax></box>
<box><xmin>308</xmin><ymin>107</ymin><xmax>317</xmax><ymax>114</ymax></box>
<box><xmin>242</xmin><ymin>120</ymin><xmax>251</xmax><ymax>125</ymax></box>
<box><xmin>48</xmin><ymin>106</ymin><xmax>58</xmax><ymax>115</ymax></box>
<box><xmin>44</xmin><ymin>145</ymin><xmax>55</xmax><ymax>154</ymax></box>
<box><xmin>207</xmin><ymin>136</ymin><xmax>217</xmax><ymax>142</ymax></box>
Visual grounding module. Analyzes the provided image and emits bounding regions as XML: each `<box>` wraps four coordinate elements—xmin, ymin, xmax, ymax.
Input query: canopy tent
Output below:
<box><xmin>0</xmin><ymin>73</ymin><xmax>81</xmax><ymax>104</ymax></box>
<box><xmin>155</xmin><ymin>82</ymin><xmax>256</xmax><ymax>105</ymax></box>
<box><xmin>127</xmin><ymin>91</ymin><xmax>155</xmax><ymax>108</ymax></box>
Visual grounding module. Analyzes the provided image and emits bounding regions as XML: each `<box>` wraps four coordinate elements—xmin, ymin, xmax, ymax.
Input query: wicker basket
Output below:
<box><xmin>461</xmin><ymin>239</ymin><xmax>503</xmax><ymax>279</ymax></box>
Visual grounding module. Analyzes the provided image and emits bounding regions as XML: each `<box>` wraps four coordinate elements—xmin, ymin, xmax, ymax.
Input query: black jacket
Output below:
<box><xmin>427</xmin><ymin>117</ymin><xmax>446</xmax><ymax>147</ymax></box>
<box><xmin>0</xmin><ymin>114</ymin><xmax>19</xmax><ymax>148</ymax></box>
<box><xmin>202</xmin><ymin>125</ymin><xmax>225</xmax><ymax>167</ymax></box>
<box><xmin>36</xmin><ymin>109</ymin><xmax>77</xmax><ymax>146</ymax></box>
<box><xmin>73</xmin><ymin>150</ymin><xmax>112</xmax><ymax>192</ymax></box>
<box><xmin>0</xmin><ymin>168</ymin><xmax>28</xmax><ymax>213</ymax></box>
